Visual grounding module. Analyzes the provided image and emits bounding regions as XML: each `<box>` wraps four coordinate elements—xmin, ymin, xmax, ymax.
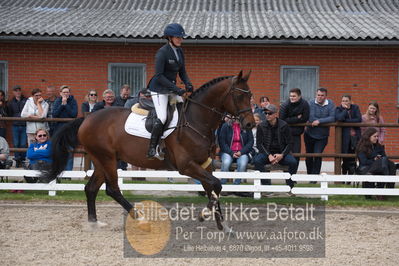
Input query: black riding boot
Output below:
<box><xmin>147</xmin><ymin>119</ymin><xmax>164</xmax><ymax>159</ymax></box>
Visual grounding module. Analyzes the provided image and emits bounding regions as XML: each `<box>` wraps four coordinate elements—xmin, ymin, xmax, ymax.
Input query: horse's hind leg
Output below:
<box><xmin>84</xmin><ymin>168</ymin><xmax>105</xmax><ymax>223</ymax></box>
<box><xmin>101</xmin><ymin>161</ymin><xmax>134</xmax><ymax>215</ymax></box>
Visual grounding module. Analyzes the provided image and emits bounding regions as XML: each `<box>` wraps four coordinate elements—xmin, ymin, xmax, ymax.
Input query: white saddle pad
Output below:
<box><xmin>124</xmin><ymin>107</ymin><xmax>178</xmax><ymax>139</ymax></box>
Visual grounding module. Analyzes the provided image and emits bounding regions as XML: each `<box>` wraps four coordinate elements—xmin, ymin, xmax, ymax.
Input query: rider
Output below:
<box><xmin>147</xmin><ymin>23</ymin><xmax>193</xmax><ymax>158</ymax></box>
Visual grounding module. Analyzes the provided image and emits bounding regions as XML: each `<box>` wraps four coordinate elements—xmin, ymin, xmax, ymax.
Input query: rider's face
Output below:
<box><xmin>170</xmin><ymin>36</ymin><xmax>182</xmax><ymax>47</ymax></box>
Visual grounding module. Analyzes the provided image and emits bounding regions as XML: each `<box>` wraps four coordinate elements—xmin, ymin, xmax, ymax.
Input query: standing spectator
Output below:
<box><xmin>114</xmin><ymin>84</ymin><xmax>132</xmax><ymax>107</ymax></box>
<box><xmin>52</xmin><ymin>85</ymin><xmax>78</xmax><ymax>171</ymax></box>
<box><xmin>92</xmin><ymin>89</ymin><xmax>118</xmax><ymax>112</ymax></box>
<box><xmin>81</xmin><ymin>89</ymin><xmax>98</xmax><ymax>114</ymax></box>
<box><xmin>218</xmin><ymin>117</ymin><xmax>253</xmax><ymax>185</ymax></box>
<box><xmin>7</xmin><ymin>85</ymin><xmax>27</xmax><ymax>168</ymax></box>
<box><xmin>335</xmin><ymin>94</ymin><xmax>362</xmax><ymax>175</ymax></box>
<box><xmin>45</xmin><ymin>85</ymin><xmax>57</xmax><ymax>137</ymax></box>
<box><xmin>259</xmin><ymin>96</ymin><xmax>271</xmax><ymax>109</ymax></box>
<box><xmin>21</xmin><ymin>88</ymin><xmax>49</xmax><ymax>145</ymax></box>
<box><xmin>249</xmin><ymin>113</ymin><xmax>262</xmax><ymax>162</ymax></box>
<box><xmin>0</xmin><ymin>90</ymin><xmax>8</xmax><ymax>138</ymax></box>
<box><xmin>304</xmin><ymin>88</ymin><xmax>335</xmax><ymax>180</ymax></box>
<box><xmin>356</xmin><ymin>127</ymin><xmax>395</xmax><ymax>200</ymax></box>
<box><xmin>52</xmin><ymin>85</ymin><xmax>78</xmax><ymax>133</ymax></box>
<box><xmin>253</xmin><ymin>104</ymin><xmax>297</xmax><ymax>188</ymax></box>
<box><xmin>250</xmin><ymin>95</ymin><xmax>265</xmax><ymax>121</ymax></box>
<box><xmin>361</xmin><ymin>101</ymin><xmax>385</xmax><ymax>144</ymax></box>
<box><xmin>279</xmin><ymin>88</ymin><xmax>310</xmax><ymax>169</ymax></box>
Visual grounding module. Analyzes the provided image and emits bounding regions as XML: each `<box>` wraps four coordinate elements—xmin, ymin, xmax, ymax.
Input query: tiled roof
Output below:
<box><xmin>0</xmin><ymin>0</ymin><xmax>398</xmax><ymax>41</ymax></box>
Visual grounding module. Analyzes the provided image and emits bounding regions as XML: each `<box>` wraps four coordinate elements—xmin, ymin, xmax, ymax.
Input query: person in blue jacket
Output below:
<box><xmin>52</xmin><ymin>85</ymin><xmax>78</xmax><ymax>134</ymax></box>
<box><xmin>147</xmin><ymin>23</ymin><xmax>193</xmax><ymax>158</ymax></box>
<box><xmin>25</xmin><ymin>129</ymin><xmax>52</xmax><ymax>183</ymax></box>
<box><xmin>335</xmin><ymin>94</ymin><xmax>362</xmax><ymax>175</ymax></box>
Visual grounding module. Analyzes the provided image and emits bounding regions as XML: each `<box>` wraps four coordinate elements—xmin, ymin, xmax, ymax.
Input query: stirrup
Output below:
<box><xmin>147</xmin><ymin>145</ymin><xmax>164</xmax><ymax>160</ymax></box>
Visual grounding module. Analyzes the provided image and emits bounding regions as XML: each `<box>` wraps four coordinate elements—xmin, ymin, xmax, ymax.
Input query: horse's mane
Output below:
<box><xmin>190</xmin><ymin>75</ymin><xmax>233</xmax><ymax>98</ymax></box>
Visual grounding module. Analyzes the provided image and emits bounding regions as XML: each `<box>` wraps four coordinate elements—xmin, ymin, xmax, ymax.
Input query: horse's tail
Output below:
<box><xmin>40</xmin><ymin>118</ymin><xmax>84</xmax><ymax>183</ymax></box>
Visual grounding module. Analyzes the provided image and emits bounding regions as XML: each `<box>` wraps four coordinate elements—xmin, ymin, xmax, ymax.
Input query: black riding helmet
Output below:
<box><xmin>163</xmin><ymin>23</ymin><xmax>186</xmax><ymax>38</ymax></box>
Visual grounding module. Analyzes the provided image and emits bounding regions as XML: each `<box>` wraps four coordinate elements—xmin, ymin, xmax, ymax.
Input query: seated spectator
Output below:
<box><xmin>361</xmin><ymin>101</ymin><xmax>385</xmax><ymax>144</ymax></box>
<box><xmin>92</xmin><ymin>89</ymin><xmax>118</xmax><ymax>112</ymax></box>
<box><xmin>356</xmin><ymin>127</ymin><xmax>395</xmax><ymax>200</ymax></box>
<box><xmin>81</xmin><ymin>89</ymin><xmax>98</xmax><ymax>114</ymax></box>
<box><xmin>259</xmin><ymin>96</ymin><xmax>271</xmax><ymax>109</ymax></box>
<box><xmin>0</xmin><ymin>136</ymin><xmax>11</xmax><ymax>169</ymax></box>
<box><xmin>335</xmin><ymin>94</ymin><xmax>361</xmax><ymax>175</ymax></box>
<box><xmin>21</xmin><ymin>88</ymin><xmax>49</xmax><ymax>146</ymax></box>
<box><xmin>25</xmin><ymin>129</ymin><xmax>52</xmax><ymax>183</ymax></box>
<box><xmin>253</xmin><ymin>104</ymin><xmax>297</xmax><ymax>188</ymax></box>
<box><xmin>218</xmin><ymin>117</ymin><xmax>253</xmax><ymax>185</ymax></box>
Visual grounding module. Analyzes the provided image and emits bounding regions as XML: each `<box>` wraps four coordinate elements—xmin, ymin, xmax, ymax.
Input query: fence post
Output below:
<box><xmin>320</xmin><ymin>173</ymin><xmax>328</xmax><ymax>201</ymax></box>
<box><xmin>334</xmin><ymin>124</ymin><xmax>342</xmax><ymax>175</ymax></box>
<box><xmin>48</xmin><ymin>179</ymin><xmax>57</xmax><ymax>196</ymax></box>
<box><xmin>118</xmin><ymin>175</ymin><xmax>123</xmax><ymax>195</ymax></box>
<box><xmin>253</xmin><ymin>172</ymin><xmax>261</xmax><ymax>199</ymax></box>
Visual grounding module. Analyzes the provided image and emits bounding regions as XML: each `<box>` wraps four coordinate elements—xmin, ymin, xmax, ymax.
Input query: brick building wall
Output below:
<box><xmin>0</xmin><ymin>41</ymin><xmax>398</xmax><ymax>155</ymax></box>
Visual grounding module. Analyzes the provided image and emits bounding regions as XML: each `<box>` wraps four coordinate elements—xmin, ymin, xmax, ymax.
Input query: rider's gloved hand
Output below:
<box><xmin>186</xmin><ymin>84</ymin><xmax>194</xmax><ymax>93</ymax></box>
<box><xmin>176</xmin><ymin>88</ymin><xmax>186</xmax><ymax>96</ymax></box>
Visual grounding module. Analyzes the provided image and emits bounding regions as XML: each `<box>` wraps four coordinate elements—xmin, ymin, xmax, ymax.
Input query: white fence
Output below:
<box><xmin>0</xmin><ymin>169</ymin><xmax>398</xmax><ymax>200</ymax></box>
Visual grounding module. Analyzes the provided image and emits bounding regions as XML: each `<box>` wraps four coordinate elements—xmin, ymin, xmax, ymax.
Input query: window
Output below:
<box><xmin>108</xmin><ymin>63</ymin><xmax>146</xmax><ymax>96</ymax></box>
<box><xmin>0</xmin><ymin>61</ymin><xmax>8</xmax><ymax>96</ymax></box>
<box><xmin>280</xmin><ymin>66</ymin><xmax>319</xmax><ymax>102</ymax></box>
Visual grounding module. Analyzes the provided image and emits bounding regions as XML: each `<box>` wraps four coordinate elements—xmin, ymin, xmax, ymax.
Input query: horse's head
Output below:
<box><xmin>223</xmin><ymin>71</ymin><xmax>256</xmax><ymax>130</ymax></box>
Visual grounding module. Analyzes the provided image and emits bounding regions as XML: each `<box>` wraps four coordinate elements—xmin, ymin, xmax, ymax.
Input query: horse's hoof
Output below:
<box><xmin>198</xmin><ymin>215</ymin><xmax>205</xmax><ymax>222</ymax></box>
<box><xmin>87</xmin><ymin>221</ymin><xmax>108</xmax><ymax>230</ymax></box>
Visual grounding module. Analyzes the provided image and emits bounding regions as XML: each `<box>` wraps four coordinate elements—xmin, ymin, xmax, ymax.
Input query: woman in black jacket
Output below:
<box><xmin>356</xmin><ymin>127</ymin><xmax>395</xmax><ymax>199</ymax></box>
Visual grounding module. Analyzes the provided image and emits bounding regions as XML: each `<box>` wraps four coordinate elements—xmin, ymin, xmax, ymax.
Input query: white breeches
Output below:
<box><xmin>151</xmin><ymin>92</ymin><xmax>183</xmax><ymax>124</ymax></box>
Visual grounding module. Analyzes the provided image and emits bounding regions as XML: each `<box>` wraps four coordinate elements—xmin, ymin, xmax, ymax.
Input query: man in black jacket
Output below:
<box><xmin>253</xmin><ymin>104</ymin><xmax>298</xmax><ymax>187</ymax></box>
<box><xmin>7</xmin><ymin>86</ymin><xmax>27</xmax><ymax>167</ymax></box>
<box><xmin>279</xmin><ymin>88</ymin><xmax>310</xmax><ymax>169</ymax></box>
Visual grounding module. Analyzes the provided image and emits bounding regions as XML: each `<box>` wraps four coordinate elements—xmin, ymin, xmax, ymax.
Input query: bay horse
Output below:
<box><xmin>41</xmin><ymin>70</ymin><xmax>255</xmax><ymax>230</ymax></box>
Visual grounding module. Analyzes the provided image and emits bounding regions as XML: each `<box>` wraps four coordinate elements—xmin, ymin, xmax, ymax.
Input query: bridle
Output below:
<box><xmin>185</xmin><ymin>77</ymin><xmax>252</xmax><ymax>120</ymax></box>
<box><xmin>178</xmin><ymin>77</ymin><xmax>252</xmax><ymax>139</ymax></box>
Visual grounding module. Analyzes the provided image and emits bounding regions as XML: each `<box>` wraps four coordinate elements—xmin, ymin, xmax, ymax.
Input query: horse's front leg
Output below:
<box><xmin>179</xmin><ymin>160</ymin><xmax>225</xmax><ymax>230</ymax></box>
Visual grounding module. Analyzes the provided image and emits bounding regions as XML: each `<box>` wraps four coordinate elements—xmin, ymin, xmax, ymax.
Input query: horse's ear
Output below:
<box><xmin>236</xmin><ymin>70</ymin><xmax>243</xmax><ymax>82</ymax></box>
<box><xmin>242</xmin><ymin>70</ymin><xmax>251</xmax><ymax>82</ymax></box>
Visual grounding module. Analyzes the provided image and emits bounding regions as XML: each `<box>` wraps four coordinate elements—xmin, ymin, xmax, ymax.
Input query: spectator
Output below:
<box><xmin>125</xmin><ymin>88</ymin><xmax>150</xmax><ymax>109</ymax></box>
<box><xmin>114</xmin><ymin>84</ymin><xmax>132</xmax><ymax>107</ymax></box>
<box><xmin>92</xmin><ymin>89</ymin><xmax>118</xmax><ymax>112</ymax></box>
<box><xmin>0</xmin><ymin>90</ymin><xmax>8</xmax><ymax>138</ymax></box>
<box><xmin>250</xmin><ymin>95</ymin><xmax>265</xmax><ymax>121</ymax></box>
<box><xmin>356</xmin><ymin>127</ymin><xmax>395</xmax><ymax>200</ymax></box>
<box><xmin>279</xmin><ymin>88</ymin><xmax>310</xmax><ymax>169</ymax></box>
<box><xmin>52</xmin><ymin>85</ymin><xmax>77</xmax><ymax>170</ymax></box>
<box><xmin>253</xmin><ymin>104</ymin><xmax>297</xmax><ymax>188</ymax></box>
<box><xmin>25</xmin><ymin>128</ymin><xmax>52</xmax><ymax>183</ymax></box>
<box><xmin>81</xmin><ymin>89</ymin><xmax>98</xmax><ymax>114</ymax></box>
<box><xmin>361</xmin><ymin>101</ymin><xmax>385</xmax><ymax>144</ymax></box>
<box><xmin>21</xmin><ymin>88</ymin><xmax>49</xmax><ymax>146</ymax></box>
<box><xmin>7</xmin><ymin>85</ymin><xmax>27</xmax><ymax>168</ymax></box>
<box><xmin>250</xmin><ymin>113</ymin><xmax>262</xmax><ymax>162</ymax></box>
<box><xmin>259</xmin><ymin>96</ymin><xmax>271</xmax><ymax>109</ymax></box>
<box><xmin>304</xmin><ymin>88</ymin><xmax>335</xmax><ymax>181</ymax></box>
<box><xmin>218</xmin><ymin>117</ymin><xmax>253</xmax><ymax>185</ymax></box>
<box><xmin>45</xmin><ymin>85</ymin><xmax>57</xmax><ymax>137</ymax></box>
<box><xmin>52</xmin><ymin>85</ymin><xmax>78</xmax><ymax>133</ymax></box>
<box><xmin>0</xmin><ymin>136</ymin><xmax>11</xmax><ymax>169</ymax></box>
<box><xmin>335</xmin><ymin>94</ymin><xmax>362</xmax><ymax>175</ymax></box>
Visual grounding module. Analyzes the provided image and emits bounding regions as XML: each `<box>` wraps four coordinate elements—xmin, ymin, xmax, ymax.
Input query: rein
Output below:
<box><xmin>173</xmin><ymin>77</ymin><xmax>252</xmax><ymax>139</ymax></box>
